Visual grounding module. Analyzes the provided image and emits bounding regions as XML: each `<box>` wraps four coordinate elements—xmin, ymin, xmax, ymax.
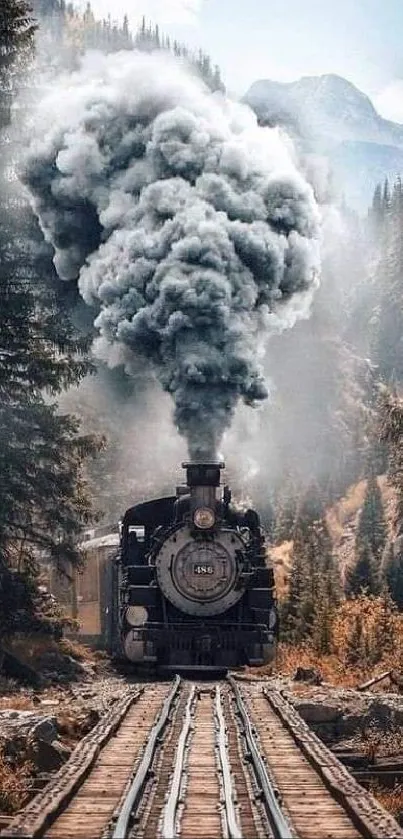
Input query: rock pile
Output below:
<box><xmin>0</xmin><ymin>710</ymin><xmax>71</xmax><ymax>772</ymax></box>
<box><xmin>284</xmin><ymin>683</ymin><xmax>403</xmax><ymax>745</ymax></box>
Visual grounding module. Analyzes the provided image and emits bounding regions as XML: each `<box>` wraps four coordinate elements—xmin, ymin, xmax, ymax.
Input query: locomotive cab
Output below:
<box><xmin>117</xmin><ymin>463</ymin><xmax>278</xmax><ymax>671</ymax></box>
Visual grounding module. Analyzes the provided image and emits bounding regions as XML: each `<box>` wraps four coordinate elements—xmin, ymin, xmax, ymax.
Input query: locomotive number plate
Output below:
<box><xmin>193</xmin><ymin>564</ymin><xmax>214</xmax><ymax>575</ymax></box>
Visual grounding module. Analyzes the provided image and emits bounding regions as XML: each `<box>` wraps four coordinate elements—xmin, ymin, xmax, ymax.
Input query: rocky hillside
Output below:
<box><xmin>327</xmin><ymin>477</ymin><xmax>398</xmax><ymax>580</ymax></box>
<box><xmin>272</xmin><ymin>476</ymin><xmax>399</xmax><ymax>597</ymax></box>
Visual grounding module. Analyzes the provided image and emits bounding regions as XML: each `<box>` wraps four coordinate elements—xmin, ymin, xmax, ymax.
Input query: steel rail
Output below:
<box><xmin>161</xmin><ymin>685</ymin><xmax>196</xmax><ymax>839</ymax></box>
<box><xmin>112</xmin><ymin>676</ymin><xmax>181</xmax><ymax>839</ymax></box>
<box><xmin>228</xmin><ymin>677</ymin><xmax>294</xmax><ymax>839</ymax></box>
<box><xmin>215</xmin><ymin>685</ymin><xmax>243</xmax><ymax>839</ymax></box>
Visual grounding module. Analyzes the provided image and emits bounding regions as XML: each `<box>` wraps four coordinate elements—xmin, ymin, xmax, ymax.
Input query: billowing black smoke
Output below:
<box><xmin>22</xmin><ymin>50</ymin><xmax>320</xmax><ymax>460</ymax></box>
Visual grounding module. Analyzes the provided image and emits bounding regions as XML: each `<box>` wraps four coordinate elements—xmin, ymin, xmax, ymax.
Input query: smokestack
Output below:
<box><xmin>183</xmin><ymin>461</ymin><xmax>224</xmax><ymax>521</ymax></box>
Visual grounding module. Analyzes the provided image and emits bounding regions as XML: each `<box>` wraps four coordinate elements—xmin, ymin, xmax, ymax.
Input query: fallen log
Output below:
<box><xmin>356</xmin><ymin>670</ymin><xmax>392</xmax><ymax>692</ymax></box>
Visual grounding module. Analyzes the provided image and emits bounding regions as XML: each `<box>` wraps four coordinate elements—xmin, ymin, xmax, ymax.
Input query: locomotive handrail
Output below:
<box><xmin>228</xmin><ymin>677</ymin><xmax>293</xmax><ymax>839</ymax></box>
<box><xmin>112</xmin><ymin>676</ymin><xmax>181</xmax><ymax>839</ymax></box>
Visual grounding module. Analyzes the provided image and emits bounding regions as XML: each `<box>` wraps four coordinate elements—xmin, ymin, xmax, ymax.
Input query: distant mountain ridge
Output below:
<box><xmin>244</xmin><ymin>74</ymin><xmax>403</xmax><ymax>209</ymax></box>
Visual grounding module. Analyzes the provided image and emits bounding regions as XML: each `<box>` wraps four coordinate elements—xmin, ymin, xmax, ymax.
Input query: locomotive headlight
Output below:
<box><xmin>193</xmin><ymin>507</ymin><xmax>216</xmax><ymax>530</ymax></box>
<box><xmin>126</xmin><ymin>606</ymin><xmax>148</xmax><ymax>626</ymax></box>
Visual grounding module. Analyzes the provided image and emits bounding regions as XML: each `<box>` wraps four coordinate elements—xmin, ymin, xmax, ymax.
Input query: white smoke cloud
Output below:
<box><xmin>22</xmin><ymin>49</ymin><xmax>320</xmax><ymax>461</ymax></box>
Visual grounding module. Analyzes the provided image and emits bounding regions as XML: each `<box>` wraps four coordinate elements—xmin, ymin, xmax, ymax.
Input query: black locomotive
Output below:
<box><xmin>116</xmin><ymin>462</ymin><xmax>278</xmax><ymax>671</ymax></box>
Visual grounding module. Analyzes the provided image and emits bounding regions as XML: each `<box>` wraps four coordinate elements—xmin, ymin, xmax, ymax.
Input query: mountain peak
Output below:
<box><xmin>244</xmin><ymin>73</ymin><xmax>401</xmax><ymax>147</ymax></box>
<box><xmin>246</xmin><ymin>73</ymin><xmax>377</xmax><ymax>120</ymax></box>
<box><xmin>243</xmin><ymin>73</ymin><xmax>403</xmax><ymax>210</ymax></box>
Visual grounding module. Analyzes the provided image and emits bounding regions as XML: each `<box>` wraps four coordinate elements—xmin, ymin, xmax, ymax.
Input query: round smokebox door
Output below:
<box><xmin>155</xmin><ymin>525</ymin><xmax>245</xmax><ymax>616</ymax></box>
<box><xmin>174</xmin><ymin>540</ymin><xmax>235</xmax><ymax>601</ymax></box>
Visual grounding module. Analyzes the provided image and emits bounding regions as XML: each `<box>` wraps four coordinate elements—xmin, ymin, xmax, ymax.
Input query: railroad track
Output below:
<box><xmin>3</xmin><ymin>678</ymin><xmax>403</xmax><ymax>839</ymax></box>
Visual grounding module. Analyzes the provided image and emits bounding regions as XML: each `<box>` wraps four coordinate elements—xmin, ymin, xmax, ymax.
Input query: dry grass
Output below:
<box><xmin>58</xmin><ymin>638</ymin><xmax>96</xmax><ymax>663</ymax></box>
<box><xmin>3</xmin><ymin>635</ymin><xmax>96</xmax><ymax>670</ymax></box>
<box><xmin>0</xmin><ymin>747</ymin><xmax>32</xmax><ymax>815</ymax></box>
<box><xmin>326</xmin><ymin>480</ymin><xmax>368</xmax><ymax>543</ymax></box>
<box><xmin>326</xmin><ymin>475</ymin><xmax>393</xmax><ymax>537</ymax></box>
<box><xmin>331</xmin><ymin>596</ymin><xmax>403</xmax><ymax>673</ymax></box>
<box><xmin>55</xmin><ymin>708</ymin><xmax>100</xmax><ymax>747</ymax></box>
<box><xmin>327</xmin><ymin>476</ymin><xmax>396</xmax><ymax>557</ymax></box>
<box><xmin>370</xmin><ymin>783</ymin><xmax>403</xmax><ymax>824</ymax></box>
<box><xmin>4</xmin><ymin>636</ymin><xmax>60</xmax><ymax>668</ymax></box>
<box><xmin>0</xmin><ymin>695</ymin><xmax>35</xmax><ymax>712</ymax></box>
<box><xmin>273</xmin><ymin>642</ymin><xmax>365</xmax><ymax>687</ymax></box>
<box><xmin>273</xmin><ymin>590</ymin><xmax>403</xmax><ymax>689</ymax></box>
<box><xmin>0</xmin><ymin>678</ymin><xmax>19</xmax><ymax>696</ymax></box>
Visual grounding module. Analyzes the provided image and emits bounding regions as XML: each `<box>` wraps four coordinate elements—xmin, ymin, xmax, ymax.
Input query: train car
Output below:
<box><xmin>48</xmin><ymin>531</ymin><xmax>119</xmax><ymax>649</ymax></box>
<box><xmin>118</xmin><ymin>462</ymin><xmax>278</xmax><ymax>671</ymax></box>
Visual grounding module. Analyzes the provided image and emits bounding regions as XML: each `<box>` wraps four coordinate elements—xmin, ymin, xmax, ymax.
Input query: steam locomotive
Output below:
<box><xmin>117</xmin><ymin>462</ymin><xmax>278</xmax><ymax>671</ymax></box>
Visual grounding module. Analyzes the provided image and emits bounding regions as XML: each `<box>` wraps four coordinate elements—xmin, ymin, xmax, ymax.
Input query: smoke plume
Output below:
<box><xmin>22</xmin><ymin>50</ymin><xmax>320</xmax><ymax>460</ymax></box>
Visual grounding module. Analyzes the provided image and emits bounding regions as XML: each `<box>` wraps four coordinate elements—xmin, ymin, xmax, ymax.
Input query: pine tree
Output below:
<box><xmin>311</xmin><ymin>527</ymin><xmax>341</xmax><ymax>652</ymax></box>
<box><xmin>383</xmin><ymin>178</ymin><xmax>391</xmax><ymax>214</ymax></box>
<box><xmin>382</xmin><ymin>540</ymin><xmax>403</xmax><ymax>610</ymax></box>
<box><xmin>377</xmin><ymin>388</ymin><xmax>403</xmax><ymax>611</ymax></box>
<box><xmin>355</xmin><ymin>472</ymin><xmax>387</xmax><ymax>562</ymax></box>
<box><xmin>370</xmin><ymin>177</ymin><xmax>403</xmax><ymax>385</ymax></box>
<box><xmin>345</xmin><ymin>612</ymin><xmax>364</xmax><ymax>665</ymax></box>
<box><xmin>0</xmin><ymin>0</ymin><xmax>36</xmax><ymax>93</ymax></box>
<box><xmin>0</xmin><ymin>200</ymin><xmax>100</xmax><ymax>572</ymax></box>
<box><xmin>345</xmin><ymin>538</ymin><xmax>380</xmax><ymax>596</ymax></box>
<box><xmin>281</xmin><ymin>539</ymin><xmax>308</xmax><ymax>643</ymax></box>
<box><xmin>0</xmin><ymin>0</ymin><xmax>100</xmax><ymax>594</ymax></box>
<box><xmin>379</xmin><ymin>389</ymin><xmax>403</xmax><ymax>519</ymax></box>
<box><xmin>273</xmin><ymin>472</ymin><xmax>299</xmax><ymax>544</ymax></box>
<box><xmin>311</xmin><ymin>581</ymin><xmax>334</xmax><ymax>654</ymax></box>
<box><xmin>282</xmin><ymin>484</ymin><xmax>340</xmax><ymax>644</ymax></box>
<box><xmin>371</xmin><ymin>183</ymin><xmax>383</xmax><ymax>224</ymax></box>
<box><xmin>122</xmin><ymin>14</ymin><xmax>129</xmax><ymax>42</ymax></box>
<box><xmin>372</xmin><ymin>586</ymin><xmax>397</xmax><ymax>657</ymax></box>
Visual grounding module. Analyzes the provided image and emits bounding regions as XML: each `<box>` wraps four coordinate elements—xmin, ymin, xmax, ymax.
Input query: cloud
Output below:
<box><xmin>374</xmin><ymin>80</ymin><xmax>403</xmax><ymax>123</ymax></box>
<box><xmin>79</xmin><ymin>0</ymin><xmax>204</xmax><ymax>26</ymax></box>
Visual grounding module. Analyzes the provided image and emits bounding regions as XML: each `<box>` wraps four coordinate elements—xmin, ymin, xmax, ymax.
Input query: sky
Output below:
<box><xmin>77</xmin><ymin>0</ymin><xmax>403</xmax><ymax>121</ymax></box>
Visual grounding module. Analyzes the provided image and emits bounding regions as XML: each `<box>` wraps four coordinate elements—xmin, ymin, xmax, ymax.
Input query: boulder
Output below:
<box><xmin>287</xmin><ymin>684</ymin><xmax>403</xmax><ymax>743</ymax></box>
<box><xmin>295</xmin><ymin>699</ymin><xmax>343</xmax><ymax>724</ymax></box>
<box><xmin>292</xmin><ymin>667</ymin><xmax>323</xmax><ymax>685</ymax></box>
<box><xmin>0</xmin><ymin>710</ymin><xmax>57</xmax><ymax>744</ymax></box>
<box><xmin>28</xmin><ymin>738</ymin><xmax>71</xmax><ymax>773</ymax></box>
